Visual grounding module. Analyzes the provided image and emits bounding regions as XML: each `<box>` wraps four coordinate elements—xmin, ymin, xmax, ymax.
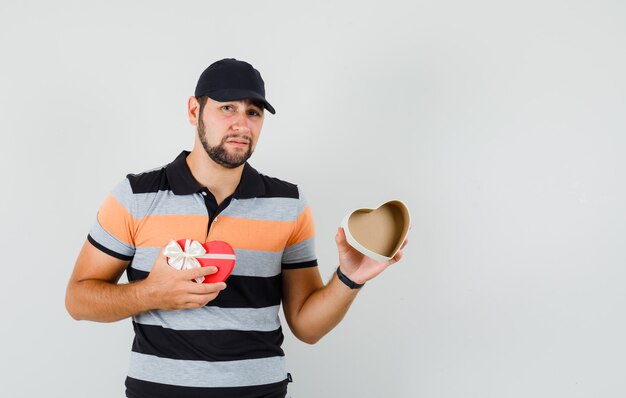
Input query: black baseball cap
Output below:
<box><xmin>194</xmin><ymin>58</ymin><xmax>276</xmax><ymax>114</ymax></box>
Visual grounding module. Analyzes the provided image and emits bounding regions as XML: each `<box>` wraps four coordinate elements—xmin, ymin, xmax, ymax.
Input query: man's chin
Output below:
<box><xmin>212</xmin><ymin>154</ymin><xmax>253</xmax><ymax>169</ymax></box>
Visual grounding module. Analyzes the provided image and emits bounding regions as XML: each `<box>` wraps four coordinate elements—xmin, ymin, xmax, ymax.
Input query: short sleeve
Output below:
<box><xmin>87</xmin><ymin>178</ymin><xmax>137</xmax><ymax>260</ymax></box>
<box><xmin>281</xmin><ymin>188</ymin><xmax>317</xmax><ymax>269</ymax></box>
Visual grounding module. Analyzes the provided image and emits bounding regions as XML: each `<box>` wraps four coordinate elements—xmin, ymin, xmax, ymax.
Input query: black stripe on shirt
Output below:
<box><xmin>131</xmin><ymin>322</ymin><xmax>285</xmax><ymax>362</ymax></box>
<box><xmin>126</xmin><ymin>269</ymin><xmax>282</xmax><ymax>308</ymax></box>
<box><xmin>87</xmin><ymin>234</ymin><xmax>134</xmax><ymax>261</ymax></box>
<box><xmin>127</xmin><ymin>168</ymin><xmax>172</xmax><ymax>194</ymax></box>
<box><xmin>128</xmin><ymin>152</ymin><xmax>299</xmax><ymax>201</ymax></box>
<box><xmin>257</xmin><ymin>174</ymin><xmax>299</xmax><ymax>199</ymax></box>
<box><xmin>282</xmin><ymin>259</ymin><xmax>318</xmax><ymax>269</ymax></box>
<box><xmin>211</xmin><ymin>274</ymin><xmax>282</xmax><ymax>309</ymax></box>
<box><xmin>125</xmin><ymin>376</ymin><xmax>288</xmax><ymax>398</ymax></box>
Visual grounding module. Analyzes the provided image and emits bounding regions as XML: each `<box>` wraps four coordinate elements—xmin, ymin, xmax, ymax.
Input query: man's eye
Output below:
<box><xmin>222</xmin><ymin>105</ymin><xmax>233</xmax><ymax>111</ymax></box>
<box><xmin>248</xmin><ymin>110</ymin><xmax>260</xmax><ymax>116</ymax></box>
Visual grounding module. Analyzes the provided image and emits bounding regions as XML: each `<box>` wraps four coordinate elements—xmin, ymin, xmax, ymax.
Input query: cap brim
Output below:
<box><xmin>205</xmin><ymin>89</ymin><xmax>276</xmax><ymax>114</ymax></box>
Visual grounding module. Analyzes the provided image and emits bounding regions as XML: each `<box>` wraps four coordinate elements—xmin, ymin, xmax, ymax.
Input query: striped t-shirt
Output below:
<box><xmin>88</xmin><ymin>151</ymin><xmax>317</xmax><ymax>398</ymax></box>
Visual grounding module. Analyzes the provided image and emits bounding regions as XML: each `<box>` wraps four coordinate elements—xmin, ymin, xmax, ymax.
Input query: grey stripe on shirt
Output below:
<box><xmin>130</xmin><ymin>247</ymin><xmax>285</xmax><ymax>276</ymax></box>
<box><xmin>127</xmin><ymin>352</ymin><xmax>287</xmax><ymax>388</ymax></box>
<box><xmin>133</xmin><ymin>305</ymin><xmax>281</xmax><ymax>331</ymax></box>
<box><xmin>114</xmin><ymin>186</ymin><xmax>304</xmax><ymax>222</ymax></box>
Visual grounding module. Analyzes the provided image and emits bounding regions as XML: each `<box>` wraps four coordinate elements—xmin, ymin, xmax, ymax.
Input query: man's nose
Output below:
<box><xmin>232</xmin><ymin>111</ymin><xmax>251</xmax><ymax>133</ymax></box>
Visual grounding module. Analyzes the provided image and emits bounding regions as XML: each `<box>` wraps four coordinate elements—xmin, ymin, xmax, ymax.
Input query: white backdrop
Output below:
<box><xmin>1</xmin><ymin>1</ymin><xmax>625</xmax><ymax>397</ymax></box>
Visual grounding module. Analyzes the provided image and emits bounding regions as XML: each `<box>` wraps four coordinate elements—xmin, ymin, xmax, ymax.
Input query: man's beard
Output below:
<box><xmin>198</xmin><ymin>119</ymin><xmax>253</xmax><ymax>169</ymax></box>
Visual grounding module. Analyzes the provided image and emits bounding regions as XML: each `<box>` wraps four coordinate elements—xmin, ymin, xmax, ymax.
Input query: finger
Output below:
<box><xmin>157</xmin><ymin>246</ymin><xmax>188</xmax><ymax>273</ymax></box>
<box><xmin>391</xmin><ymin>249</ymin><xmax>403</xmax><ymax>263</ymax></box>
<box><xmin>400</xmin><ymin>237</ymin><xmax>409</xmax><ymax>250</ymax></box>
<box><xmin>182</xmin><ymin>292</ymin><xmax>220</xmax><ymax>309</ymax></box>
<box><xmin>149</xmin><ymin>253</ymin><xmax>179</xmax><ymax>279</ymax></box>
<box><xmin>189</xmin><ymin>282</ymin><xmax>227</xmax><ymax>294</ymax></box>
<box><xmin>182</xmin><ymin>265</ymin><xmax>219</xmax><ymax>280</ymax></box>
<box><xmin>335</xmin><ymin>227</ymin><xmax>352</xmax><ymax>253</ymax></box>
<box><xmin>153</xmin><ymin>250</ymin><xmax>172</xmax><ymax>268</ymax></box>
<box><xmin>335</xmin><ymin>227</ymin><xmax>344</xmax><ymax>243</ymax></box>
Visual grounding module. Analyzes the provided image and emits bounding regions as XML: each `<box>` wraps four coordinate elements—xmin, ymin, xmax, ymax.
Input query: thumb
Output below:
<box><xmin>153</xmin><ymin>250</ymin><xmax>172</xmax><ymax>270</ymax></box>
<box><xmin>335</xmin><ymin>227</ymin><xmax>352</xmax><ymax>254</ymax></box>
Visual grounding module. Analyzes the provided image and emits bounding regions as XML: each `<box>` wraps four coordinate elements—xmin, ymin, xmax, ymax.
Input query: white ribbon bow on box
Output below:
<box><xmin>162</xmin><ymin>239</ymin><xmax>237</xmax><ymax>283</ymax></box>
<box><xmin>163</xmin><ymin>239</ymin><xmax>207</xmax><ymax>283</ymax></box>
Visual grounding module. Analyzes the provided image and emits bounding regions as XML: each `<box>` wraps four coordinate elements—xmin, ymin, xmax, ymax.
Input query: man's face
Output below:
<box><xmin>196</xmin><ymin>97</ymin><xmax>264</xmax><ymax>168</ymax></box>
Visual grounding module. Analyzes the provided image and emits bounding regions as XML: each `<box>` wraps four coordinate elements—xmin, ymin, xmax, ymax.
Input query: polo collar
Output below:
<box><xmin>165</xmin><ymin>151</ymin><xmax>265</xmax><ymax>199</ymax></box>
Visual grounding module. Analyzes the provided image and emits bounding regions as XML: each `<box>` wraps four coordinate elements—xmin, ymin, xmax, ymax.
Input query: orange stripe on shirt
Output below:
<box><xmin>97</xmin><ymin>194</ymin><xmax>136</xmax><ymax>246</ymax></box>
<box><xmin>286</xmin><ymin>206</ymin><xmax>315</xmax><ymax>247</ymax></box>
<box><xmin>133</xmin><ymin>214</ymin><xmax>210</xmax><ymax>248</ymax></box>
<box><xmin>98</xmin><ymin>201</ymin><xmax>315</xmax><ymax>252</ymax></box>
<box><xmin>208</xmin><ymin>216</ymin><xmax>296</xmax><ymax>252</ymax></box>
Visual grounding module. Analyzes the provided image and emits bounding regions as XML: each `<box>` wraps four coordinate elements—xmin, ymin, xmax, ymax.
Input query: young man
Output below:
<box><xmin>65</xmin><ymin>58</ymin><xmax>407</xmax><ymax>398</ymax></box>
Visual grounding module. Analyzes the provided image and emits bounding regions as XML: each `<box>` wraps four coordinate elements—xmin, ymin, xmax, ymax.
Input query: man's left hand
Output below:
<box><xmin>335</xmin><ymin>227</ymin><xmax>408</xmax><ymax>285</ymax></box>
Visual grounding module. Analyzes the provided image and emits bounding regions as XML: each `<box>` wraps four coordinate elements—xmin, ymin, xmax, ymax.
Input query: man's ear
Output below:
<box><xmin>188</xmin><ymin>96</ymin><xmax>200</xmax><ymax>126</ymax></box>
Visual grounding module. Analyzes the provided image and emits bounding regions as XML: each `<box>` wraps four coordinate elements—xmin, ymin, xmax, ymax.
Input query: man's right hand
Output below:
<box><xmin>65</xmin><ymin>240</ymin><xmax>228</xmax><ymax>323</ymax></box>
<box><xmin>141</xmin><ymin>252</ymin><xmax>227</xmax><ymax>310</ymax></box>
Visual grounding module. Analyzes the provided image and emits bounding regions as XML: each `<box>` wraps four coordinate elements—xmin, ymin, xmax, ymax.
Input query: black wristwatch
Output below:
<box><xmin>336</xmin><ymin>267</ymin><xmax>365</xmax><ymax>289</ymax></box>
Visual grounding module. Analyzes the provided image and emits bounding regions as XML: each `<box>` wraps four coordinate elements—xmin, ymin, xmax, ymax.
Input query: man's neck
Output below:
<box><xmin>186</xmin><ymin>148</ymin><xmax>244</xmax><ymax>205</ymax></box>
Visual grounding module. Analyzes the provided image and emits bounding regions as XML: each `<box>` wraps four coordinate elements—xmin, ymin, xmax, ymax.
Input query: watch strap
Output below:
<box><xmin>336</xmin><ymin>267</ymin><xmax>365</xmax><ymax>289</ymax></box>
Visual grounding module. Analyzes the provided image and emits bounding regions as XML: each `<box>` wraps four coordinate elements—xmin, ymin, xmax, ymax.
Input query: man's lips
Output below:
<box><xmin>226</xmin><ymin>139</ymin><xmax>250</xmax><ymax>147</ymax></box>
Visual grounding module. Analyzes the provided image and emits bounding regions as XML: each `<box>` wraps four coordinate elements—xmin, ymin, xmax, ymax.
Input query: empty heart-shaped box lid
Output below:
<box><xmin>341</xmin><ymin>200</ymin><xmax>411</xmax><ymax>262</ymax></box>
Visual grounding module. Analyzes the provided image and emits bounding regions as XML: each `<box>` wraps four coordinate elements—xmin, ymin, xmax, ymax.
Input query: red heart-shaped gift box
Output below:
<box><xmin>170</xmin><ymin>239</ymin><xmax>236</xmax><ymax>283</ymax></box>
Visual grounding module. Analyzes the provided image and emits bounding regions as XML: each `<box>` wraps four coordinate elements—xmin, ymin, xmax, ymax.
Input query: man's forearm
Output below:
<box><xmin>289</xmin><ymin>273</ymin><xmax>360</xmax><ymax>344</ymax></box>
<box><xmin>65</xmin><ymin>279</ymin><xmax>151</xmax><ymax>323</ymax></box>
